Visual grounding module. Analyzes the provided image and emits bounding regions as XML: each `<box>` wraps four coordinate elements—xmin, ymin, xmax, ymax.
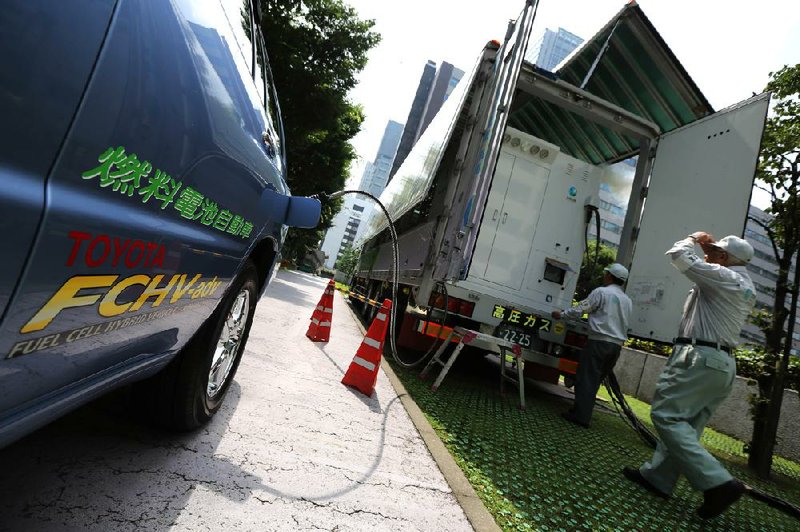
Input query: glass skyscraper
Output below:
<box><xmin>526</xmin><ymin>27</ymin><xmax>584</xmax><ymax>71</ymax></box>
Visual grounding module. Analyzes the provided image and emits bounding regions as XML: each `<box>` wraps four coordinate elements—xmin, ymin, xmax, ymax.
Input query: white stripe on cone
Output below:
<box><xmin>319</xmin><ymin>321</ymin><xmax>331</xmax><ymax>327</ymax></box>
<box><xmin>363</xmin><ymin>337</ymin><xmax>381</xmax><ymax>349</ymax></box>
<box><xmin>375</xmin><ymin>312</ymin><xmax>387</xmax><ymax>321</ymax></box>
<box><xmin>352</xmin><ymin>356</ymin><xmax>376</xmax><ymax>372</ymax></box>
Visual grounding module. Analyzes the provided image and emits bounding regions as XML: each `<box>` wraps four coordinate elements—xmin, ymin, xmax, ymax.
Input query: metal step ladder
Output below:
<box><xmin>419</xmin><ymin>326</ymin><xmax>526</xmax><ymax>410</ymax></box>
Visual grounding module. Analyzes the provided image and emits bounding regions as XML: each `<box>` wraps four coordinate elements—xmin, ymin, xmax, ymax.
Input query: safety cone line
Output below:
<box><xmin>352</xmin><ymin>356</ymin><xmax>376</xmax><ymax>371</ymax></box>
<box><xmin>374</xmin><ymin>312</ymin><xmax>387</xmax><ymax>321</ymax></box>
<box><xmin>306</xmin><ymin>280</ymin><xmax>335</xmax><ymax>342</ymax></box>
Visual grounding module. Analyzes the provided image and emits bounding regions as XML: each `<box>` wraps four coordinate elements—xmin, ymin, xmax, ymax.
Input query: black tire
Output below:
<box><xmin>364</xmin><ymin>281</ymin><xmax>384</xmax><ymax>323</ymax></box>
<box><xmin>391</xmin><ymin>286</ymin><xmax>410</xmax><ymax>335</ymax></box>
<box><xmin>138</xmin><ymin>260</ymin><xmax>259</xmax><ymax>430</ymax></box>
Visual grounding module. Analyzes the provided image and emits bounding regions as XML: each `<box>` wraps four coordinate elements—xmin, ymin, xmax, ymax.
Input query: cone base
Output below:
<box><xmin>306</xmin><ymin>331</ymin><xmax>330</xmax><ymax>342</ymax></box>
<box><xmin>341</xmin><ymin>374</ymin><xmax>376</xmax><ymax>397</ymax></box>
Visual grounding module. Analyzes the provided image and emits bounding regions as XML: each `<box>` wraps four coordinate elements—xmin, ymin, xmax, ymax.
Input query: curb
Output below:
<box><xmin>343</xmin><ymin>298</ymin><xmax>501</xmax><ymax>532</ymax></box>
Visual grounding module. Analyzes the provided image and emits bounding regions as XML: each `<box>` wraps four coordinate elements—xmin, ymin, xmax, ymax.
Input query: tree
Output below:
<box><xmin>258</xmin><ymin>0</ymin><xmax>380</xmax><ymax>263</ymax></box>
<box><xmin>574</xmin><ymin>240</ymin><xmax>617</xmax><ymax>301</ymax></box>
<box><xmin>746</xmin><ymin>63</ymin><xmax>800</xmax><ymax>478</ymax></box>
<box><xmin>334</xmin><ymin>245</ymin><xmax>360</xmax><ymax>277</ymax></box>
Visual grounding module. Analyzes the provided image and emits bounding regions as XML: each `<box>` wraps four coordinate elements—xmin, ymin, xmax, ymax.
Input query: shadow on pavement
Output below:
<box><xmin>0</xmin><ymin>382</ymin><xmax>264</xmax><ymax>529</ymax></box>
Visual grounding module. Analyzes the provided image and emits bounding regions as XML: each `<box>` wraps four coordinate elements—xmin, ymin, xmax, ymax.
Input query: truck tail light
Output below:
<box><xmin>564</xmin><ymin>331</ymin><xmax>588</xmax><ymax>348</ymax></box>
<box><xmin>427</xmin><ymin>294</ymin><xmax>475</xmax><ymax>318</ymax></box>
<box><xmin>447</xmin><ymin>298</ymin><xmax>461</xmax><ymax>313</ymax></box>
<box><xmin>458</xmin><ymin>300</ymin><xmax>475</xmax><ymax>317</ymax></box>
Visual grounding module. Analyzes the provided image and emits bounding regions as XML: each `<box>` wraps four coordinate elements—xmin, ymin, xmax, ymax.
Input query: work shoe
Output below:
<box><xmin>697</xmin><ymin>479</ymin><xmax>745</xmax><ymax>519</ymax></box>
<box><xmin>560</xmin><ymin>411</ymin><xmax>589</xmax><ymax>428</ymax></box>
<box><xmin>622</xmin><ymin>467</ymin><xmax>670</xmax><ymax>499</ymax></box>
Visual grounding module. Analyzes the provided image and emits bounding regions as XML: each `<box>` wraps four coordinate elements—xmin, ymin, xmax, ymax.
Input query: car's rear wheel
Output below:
<box><xmin>140</xmin><ymin>260</ymin><xmax>259</xmax><ymax>430</ymax></box>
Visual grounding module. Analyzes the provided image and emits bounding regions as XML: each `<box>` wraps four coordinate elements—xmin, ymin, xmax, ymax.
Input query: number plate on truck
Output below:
<box><xmin>496</xmin><ymin>324</ymin><xmax>532</xmax><ymax>348</ymax></box>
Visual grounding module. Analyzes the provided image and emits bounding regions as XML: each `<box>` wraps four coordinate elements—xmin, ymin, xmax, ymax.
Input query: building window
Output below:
<box><xmin>600</xmin><ymin>220</ymin><xmax>621</xmax><ymax>234</ymax></box>
<box><xmin>745</xmin><ymin>228</ymin><xmax>772</xmax><ymax>246</ymax></box>
<box><xmin>753</xmin><ymin>248</ymin><xmax>777</xmax><ymax>264</ymax></box>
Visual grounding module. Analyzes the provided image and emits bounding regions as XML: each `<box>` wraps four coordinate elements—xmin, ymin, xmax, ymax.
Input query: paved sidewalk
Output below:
<box><xmin>0</xmin><ymin>269</ymin><xmax>474</xmax><ymax>531</ymax></box>
<box><xmin>191</xmin><ymin>269</ymin><xmax>475</xmax><ymax>530</ymax></box>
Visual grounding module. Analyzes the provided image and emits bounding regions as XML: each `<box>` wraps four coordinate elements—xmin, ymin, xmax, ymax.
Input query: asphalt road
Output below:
<box><xmin>0</xmin><ymin>270</ymin><xmax>473</xmax><ymax>531</ymax></box>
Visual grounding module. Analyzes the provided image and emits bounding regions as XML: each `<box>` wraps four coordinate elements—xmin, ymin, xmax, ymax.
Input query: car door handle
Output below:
<box><xmin>492</xmin><ymin>209</ymin><xmax>499</xmax><ymax>221</ymax></box>
<box><xmin>502</xmin><ymin>212</ymin><xmax>508</xmax><ymax>224</ymax></box>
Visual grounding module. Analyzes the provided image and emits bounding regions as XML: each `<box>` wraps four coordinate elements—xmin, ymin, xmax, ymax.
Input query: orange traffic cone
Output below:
<box><xmin>306</xmin><ymin>280</ymin><xmax>335</xmax><ymax>342</ymax></box>
<box><xmin>342</xmin><ymin>299</ymin><xmax>392</xmax><ymax>397</ymax></box>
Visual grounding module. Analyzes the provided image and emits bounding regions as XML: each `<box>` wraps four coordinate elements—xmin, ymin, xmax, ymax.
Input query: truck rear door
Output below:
<box><xmin>626</xmin><ymin>93</ymin><xmax>770</xmax><ymax>341</ymax></box>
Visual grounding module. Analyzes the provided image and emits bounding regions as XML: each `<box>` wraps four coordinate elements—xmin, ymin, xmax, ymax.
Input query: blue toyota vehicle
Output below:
<box><xmin>0</xmin><ymin>0</ymin><xmax>320</xmax><ymax>448</ymax></box>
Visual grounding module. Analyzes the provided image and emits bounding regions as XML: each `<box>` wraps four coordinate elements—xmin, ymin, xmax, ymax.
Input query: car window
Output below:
<box><xmin>219</xmin><ymin>0</ymin><xmax>254</xmax><ymax>75</ymax></box>
<box><xmin>257</xmin><ymin>28</ymin><xmax>284</xmax><ymax>169</ymax></box>
<box><xmin>253</xmin><ymin>31</ymin><xmax>267</xmax><ymax>115</ymax></box>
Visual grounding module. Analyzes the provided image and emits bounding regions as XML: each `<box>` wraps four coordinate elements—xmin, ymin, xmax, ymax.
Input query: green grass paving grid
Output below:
<box><xmin>388</xmin><ymin>357</ymin><xmax>800</xmax><ymax>531</ymax></box>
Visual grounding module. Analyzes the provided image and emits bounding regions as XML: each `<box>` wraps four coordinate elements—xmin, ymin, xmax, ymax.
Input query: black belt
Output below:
<box><xmin>674</xmin><ymin>337</ymin><xmax>732</xmax><ymax>354</ymax></box>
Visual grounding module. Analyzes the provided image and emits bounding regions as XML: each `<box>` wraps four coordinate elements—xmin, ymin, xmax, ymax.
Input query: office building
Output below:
<box><xmin>419</xmin><ymin>62</ymin><xmax>464</xmax><ymax>134</ymax></box>
<box><xmin>363</xmin><ymin>120</ymin><xmax>404</xmax><ymax>197</ymax></box>
<box><xmin>526</xmin><ymin>27</ymin><xmax>584</xmax><ymax>71</ymax></box>
<box><xmin>320</xmin><ymin>194</ymin><xmax>367</xmax><ymax>270</ymax></box>
<box><xmin>389</xmin><ymin>60</ymin><xmax>464</xmax><ymax>181</ymax></box>
<box><xmin>321</xmin><ymin>121</ymin><xmax>404</xmax><ymax>269</ymax></box>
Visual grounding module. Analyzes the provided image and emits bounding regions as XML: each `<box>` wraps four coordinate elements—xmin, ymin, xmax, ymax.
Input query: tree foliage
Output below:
<box><xmin>334</xmin><ymin>244</ymin><xmax>360</xmax><ymax>277</ymax></box>
<box><xmin>574</xmin><ymin>240</ymin><xmax>618</xmax><ymax>301</ymax></box>
<box><xmin>736</xmin><ymin>346</ymin><xmax>800</xmax><ymax>392</ymax></box>
<box><xmin>258</xmin><ymin>0</ymin><xmax>379</xmax><ymax>262</ymax></box>
<box><xmin>747</xmin><ymin>63</ymin><xmax>800</xmax><ymax>477</ymax></box>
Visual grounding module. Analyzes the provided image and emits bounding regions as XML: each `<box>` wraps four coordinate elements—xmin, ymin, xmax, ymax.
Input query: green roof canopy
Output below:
<box><xmin>508</xmin><ymin>1</ymin><xmax>713</xmax><ymax>165</ymax></box>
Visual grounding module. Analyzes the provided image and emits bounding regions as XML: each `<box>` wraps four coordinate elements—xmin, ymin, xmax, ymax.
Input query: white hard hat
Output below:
<box><xmin>712</xmin><ymin>235</ymin><xmax>754</xmax><ymax>263</ymax></box>
<box><xmin>604</xmin><ymin>263</ymin><xmax>629</xmax><ymax>281</ymax></box>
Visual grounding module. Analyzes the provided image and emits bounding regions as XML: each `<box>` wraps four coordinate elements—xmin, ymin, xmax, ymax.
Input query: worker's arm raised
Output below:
<box><xmin>666</xmin><ymin>235</ymin><xmax>736</xmax><ymax>289</ymax></box>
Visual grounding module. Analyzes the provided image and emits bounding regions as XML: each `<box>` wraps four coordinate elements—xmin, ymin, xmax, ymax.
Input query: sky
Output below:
<box><xmin>342</xmin><ymin>0</ymin><xmax>800</xmax><ymax>207</ymax></box>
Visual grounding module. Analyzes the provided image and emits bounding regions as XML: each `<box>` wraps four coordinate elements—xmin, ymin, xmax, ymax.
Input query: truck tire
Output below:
<box><xmin>364</xmin><ymin>281</ymin><xmax>381</xmax><ymax>323</ymax></box>
<box><xmin>140</xmin><ymin>260</ymin><xmax>259</xmax><ymax>430</ymax></box>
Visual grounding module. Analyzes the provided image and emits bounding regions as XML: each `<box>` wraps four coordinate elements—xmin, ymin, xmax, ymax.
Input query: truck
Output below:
<box><xmin>350</xmin><ymin>1</ymin><xmax>770</xmax><ymax>382</ymax></box>
<box><xmin>0</xmin><ymin>0</ymin><xmax>320</xmax><ymax>449</ymax></box>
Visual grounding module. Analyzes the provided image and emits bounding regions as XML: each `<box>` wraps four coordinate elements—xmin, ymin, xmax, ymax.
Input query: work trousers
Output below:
<box><xmin>572</xmin><ymin>339</ymin><xmax>622</xmax><ymax>425</ymax></box>
<box><xmin>640</xmin><ymin>344</ymin><xmax>736</xmax><ymax>493</ymax></box>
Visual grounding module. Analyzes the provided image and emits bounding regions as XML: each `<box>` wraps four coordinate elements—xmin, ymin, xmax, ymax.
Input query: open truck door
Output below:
<box><xmin>625</xmin><ymin>93</ymin><xmax>770</xmax><ymax>342</ymax></box>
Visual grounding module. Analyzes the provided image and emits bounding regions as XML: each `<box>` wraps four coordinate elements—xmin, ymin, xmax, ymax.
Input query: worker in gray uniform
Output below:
<box><xmin>623</xmin><ymin>232</ymin><xmax>756</xmax><ymax>519</ymax></box>
<box><xmin>552</xmin><ymin>263</ymin><xmax>632</xmax><ymax>428</ymax></box>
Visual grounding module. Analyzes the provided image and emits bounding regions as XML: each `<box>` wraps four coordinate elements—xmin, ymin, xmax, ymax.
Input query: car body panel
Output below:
<box><xmin>0</xmin><ymin>0</ymin><xmax>118</xmax><ymax>319</ymax></box>
<box><xmin>0</xmin><ymin>0</ymin><xmax>309</xmax><ymax>448</ymax></box>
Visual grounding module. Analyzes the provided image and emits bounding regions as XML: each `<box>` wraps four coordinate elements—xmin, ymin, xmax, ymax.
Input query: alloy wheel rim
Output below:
<box><xmin>207</xmin><ymin>288</ymin><xmax>250</xmax><ymax>399</ymax></box>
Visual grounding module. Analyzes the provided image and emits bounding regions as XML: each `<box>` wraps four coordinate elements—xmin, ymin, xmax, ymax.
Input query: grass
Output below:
<box><xmin>387</xmin><ymin>354</ymin><xmax>800</xmax><ymax>531</ymax></box>
<box><xmin>334</xmin><ymin>282</ymin><xmax>351</xmax><ymax>293</ymax></box>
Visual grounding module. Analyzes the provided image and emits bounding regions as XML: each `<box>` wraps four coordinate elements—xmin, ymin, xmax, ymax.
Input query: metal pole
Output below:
<box><xmin>616</xmin><ymin>138</ymin><xmax>654</xmax><ymax>268</ymax></box>
<box><xmin>580</xmin><ymin>19</ymin><xmax>620</xmax><ymax>89</ymax></box>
